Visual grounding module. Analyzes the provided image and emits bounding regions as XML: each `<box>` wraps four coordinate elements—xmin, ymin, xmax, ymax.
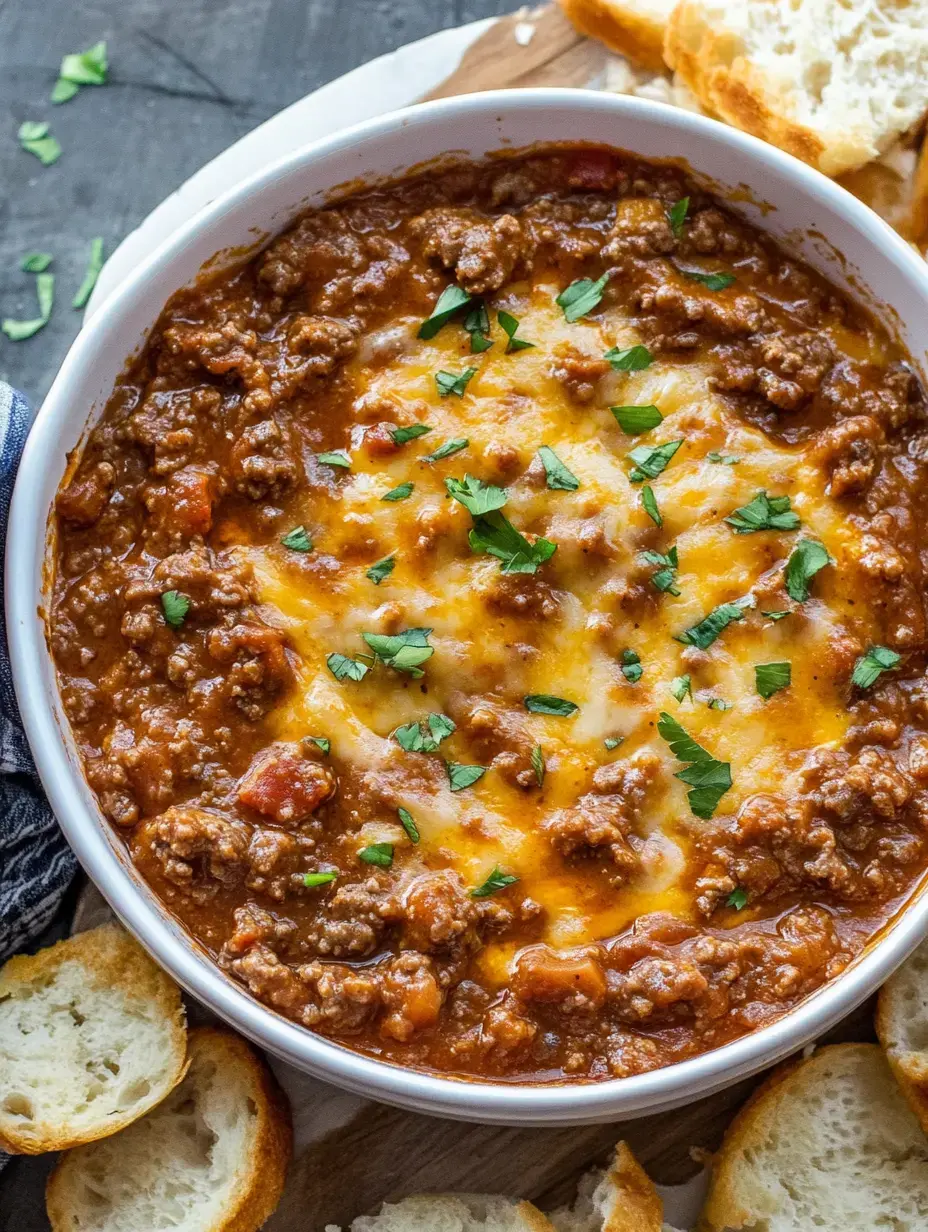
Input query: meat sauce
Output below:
<box><xmin>50</xmin><ymin>146</ymin><xmax>928</xmax><ymax>1082</ymax></box>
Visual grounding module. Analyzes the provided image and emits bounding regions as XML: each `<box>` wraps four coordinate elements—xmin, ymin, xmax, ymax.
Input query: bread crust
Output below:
<box><xmin>602</xmin><ymin>1142</ymin><xmax>664</xmax><ymax>1232</ymax></box>
<box><xmin>45</xmin><ymin>1026</ymin><xmax>293</xmax><ymax>1232</ymax></box>
<box><xmin>876</xmin><ymin>953</ymin><xmax>928</xmax><ymax>1136</ymax></box>
<box><xmin>558</xmin><ymin>0</ymin><xmax>669</xmax><ymax>73</ymax></box>
<box><xmin>0</xmin><ymin>922</ymin><xmax>188</xmax><ymax>1154</ymax></box>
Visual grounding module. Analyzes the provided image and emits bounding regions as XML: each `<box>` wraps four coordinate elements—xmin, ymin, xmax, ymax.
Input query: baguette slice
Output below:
<box><xmin>0</xmin><ymin>922</ymin><xmax>187</xmax><ymax>1153</ymax></box>
<box><xmin>700</xmin><ymin>1043</ymin><xmax>928</xmax><ymax>1231</ymax></box>
<box><xmin>664</xmin><ymin>0</ymin><xmax>928</xmax><ymax>177</ymax></box>
<box><xmin>345</xmin><ymin>1195</ymin><xmax>555</xmax><ymax>1232</ymax></box>
<box><xmin>559</xmin><ymin>0</ymin><xmax>677</xmax><ymax>73</ymax></box>
<box><xmin>551</xmin><ymin>1143</ymin><xmax>664</xmax><ymax>1232</ymax></box>
<box><xmin>877</xmin><ymin>936</ymin><xmax>928</xmax><ymax>1131</ymax></box>
<box><xmin>46</xmin><ymin>1026</ymin><xmax>292</xmax><ymax>1232</ymax></box>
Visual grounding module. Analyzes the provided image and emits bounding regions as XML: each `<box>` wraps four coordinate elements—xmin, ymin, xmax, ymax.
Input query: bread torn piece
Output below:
<box><xmin>559</xmin><ymin>0</ymin><xmax>678</xmax><ymax>73</ymax></box>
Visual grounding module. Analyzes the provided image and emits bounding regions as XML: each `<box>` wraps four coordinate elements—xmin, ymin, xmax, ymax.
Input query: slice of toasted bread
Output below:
<box><xmin>837</xmin><ymin>142</ymin><xmax>920</xmax><ymax>239</ymax></box>
<box><xmin>0</xmin><ymin>922</ymin><xmax>187</xmax><ymax>1154</ymax></box>
<box><xmin>46</xmin><ymin>1026</ymin><xmax>292</xmax><ymax>1232</ymax></box>
<box><xmin>347</xmin><ymin>1195</ymin><xmax>555</xmax><ymax>1232</ymax></box>
<box><xmin>551</xmin><ymin>1142</ymin><xmax>664</xmax><ymax>1232</ymax></box>
<box><xmin>876</xmin><ymin>936</ymin><xmax>928</xmax><ymax>1132</ymax></box>
<box><xmin>664</xmin><ymin>0</ymin><xmax>928</xmax><ymax>177</ymax></box>
<box><xmin>700</xmin><ymin>1043</ymin><xmax>928</xmax><ymax>1231</ymax></box>
<box><xmin>559</xmin><ymin>0</ymin><xmax>677</xmax><ymax>73</ymax></box>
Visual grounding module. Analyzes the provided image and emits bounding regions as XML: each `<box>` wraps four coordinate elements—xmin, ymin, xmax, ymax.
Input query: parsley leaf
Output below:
<box><xmin>785</xmin><ymin>539</ymin><xmax>833</xmax><ymax>602</ymax></box>
<box><xmin>393</xmin><ymin>712</ymin><xmax>455</xmax><ymax>753</ymax></box>
<box><xmin>281</xmin><ymin>525</ymin><xmax>312</xmax><ymax>552</ymax></box>
<box><xmin>398</xmin><ymin>806</ymin><xmax>420</xmax><ymax>843</ymax></box>
<box><xmin>727</xmin><ymin>887</ymin><xmax>748</xmax><ymax>910</ymax></box>
<box><xmin>531</xmin><ymin>745</ymin><xmax>545</xmax><ymax>787</ymax></box>
<box><xmin>681</xmin><ymin>268</ymin><xmax>736</xmax><ymax>291</ymax></box>
<box><xmin>391</xmin><ymin>424</ymin><xmax>432</xmax><ymax>446</ymax></box>
<box><xmin>464</xmin><ymin>301</ymin><xmax>492</xmax><ymax>352</ymax></box>
<box><xmin>725</xmin><ymin>491</ymin><xmax>800</xmax><ymax>535</ymax></box>
<box><xmin>621</xmin><ymin>649</ymin><xmax>642</xmax><ymax>683</ymax></box>
<box><xmin>498</xmin><ymin>309</ymin><xmax>534</xmax><ymax>352</ymax></box>
<box><xmin>676</xmin><ymin>600</ymin><xmax>747</xmax><ymax>650</ymax></box>
<box><xmin>707</xmin><ymin>451</ymin><xmax>740</xmax><ymax>465</ymax></box>
<box><xmin>308</xmin><ymin>737</ymin><xmax>330</xmax><ymax>755</ymax></box>
<box><xmin>18</xmin><ymin>121</ymin><xmax>61</xmax><ymax>165</ymax></box>
<box><xmin>851</xmin><ymin>645</ymin><xmax>901</xmax><ymax>690</ymax></box>
<box><xmin>670</xmin><ymin>674</ymin><xmax>692</xmax><ymax>703</ymax></box>
<box><xmin>763</xmin><ymin>609</ymin><xmax>790</xmax><ymax>621</ymax></box>
<box><xmin>756</xmin><ymin>661</ymin><xmax>792</xmax><ymax>700</ymax></box>
<box><xmin>447</xmin><ymin>762</ymin><xmax>486</xmax><ymax>792</ymax></box>
<box><xmin>72</xmin><ymin>236</ymin><xmax>104</xmax><ymax>309</ymax></box>
<box><xmin>627</xmin><ymin>439</ymin><xmax>683</xmax><ymax>482</ymax></box>
<box><xmin>708</xmin><ymin>698</ymin><xmax>732</xmax><ymax>711</ymax></box>
<box><xmin>470</xmin><ymin>866</ymin><xmax>518</xmax><ymax>897</ymax></box>
<box><xmin>604</xmin><ymin>343</ymin><xmax>652</xmax><ymax>371</ymax></box>
<box><xmin>359</xmin><ymin>843</ymin><xmax>393</xmax><ymax>868</ymax></box>
<box><xmin>436</xmin><ymin>367</ymin><xmax>477</xmax><ymax>398</ymax></box>
<box><xmin>604</xmin><ymin>736</ymin><xmax>623</xmax><ymax>750</ymax></box>
<box><xmin>53</xmin><ymin>41</ymin><xmax>108</xmax><ymax>103</ymax></box>
<box><xmin>366</xmin><ymin>554</ymin><xmax>395</xmax><ymax>585</ymax></box>
<box><xmin>445</xmin><ymin>473</ymin><xmax>507</xmax><ymax>516</ymax></box>
<box><xmin>20</xmin><ymin>252</ymin><xmax>52</xmax><ymax>273</ymax></box>
<box><xmin>641</xmin><ymin>546</ymin><xmax>681</xmax><ymax>595</ymax></box>
<box><xmin>317</xmin><ymin>449</ymin><xmax>351</xmax><ymax>468</ymax></box>
<box><xmin>668</xmin><ymin>197</ymin><xmax>690</xmax><ymax>238</ymax></box>
<box><xmin>327</xmin><ymin>652</ymin><xmax>369</xmax><ymax>682</ymax></box>
<box><xmin>657</xmin><ymin>711</ymin><xmax>732</xmax><ymax>819</ymax></box>
<box><xmin>524</xmin><ymin>694</ymin><xmax>578</xmax><ymax>717</ymax></box>
<box><xmin>362</xmin><ymin>627</ymin><xmax>434</xmax><ymax>677</ymax></box>
<box><xmin>418</xmin><ymin>284</ymin><xmax>471</xmax><ymax>339</ymax></box>
<box><xmin>469</xmin><ymin>511</ymin><xmax>557</xmax><ymax>574</ymax></box>
<box><xmin>538</xmin><ymin>445</ymin><xmax>580</xmax><ymax>491</ymax></box>
<box><xmin>557</xmin><ymin>273</ymin><xmax>609</xmax><ymax>322</ymax></box>
<box><xmin>612</xmin><ymin>404</ymin><xmax>663</xmax><ymax>434</ymax></box>
<box><xmin>2</xmin><ymin>270</ymin><xmax>54</xmax><ymax>340</ymax></box>
<box><xmin>424</xmin><ymin>438</ymin><xmax>469</xmax><ymax>463</ymax></box>
<box><xmin>161</xmin><ymin>590</ymin><xmax>190</xmax><ymax>629</ymax></box>
<box><xmin>641</xmin><ymin>484</ymin><xmax>662</xmax><ymax>527</ymax></box>
<box><xmin>304</xmin><ymin>871</ymin><xmax>337</xmax><ymax>887</ymax></box>
<box><xmin>382</xmin><ymin>481</ymin><xmax>414</xmax><ymax>502</ymax></box>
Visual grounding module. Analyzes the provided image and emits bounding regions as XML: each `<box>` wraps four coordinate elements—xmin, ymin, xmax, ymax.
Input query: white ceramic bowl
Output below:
<box><xmin>9</xmin><ymin>90</ymin><xmax>928</xmax><ymax>1126</ymax></box>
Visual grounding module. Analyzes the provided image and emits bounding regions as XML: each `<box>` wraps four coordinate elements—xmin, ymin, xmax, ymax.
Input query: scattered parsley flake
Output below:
<box><xmin>612</xmin><ymin>404</ymin><xmax>663</xmax><ymax>435</ymax></box>
<box><xmin>725</xmin><ymin>491</ymin><xmax>799</xmax><ymax>535</ymax></box>
<box><xmin>303</xmin><ymin>871</ymin><xmax>337</xmax><ymax>887</ymax></box>
<box><xmin>531</xmin><ymin>744</ymin><xmax>545</xmax><ymax>787</ymax></box>
<box><xmin>424</xmin><ymin>438</ymin><xmax>469</xmax><ymax>463</ymax></box>
<box><xmin>668</xmin><ymin>197</ymin><xmax>690</xmax><ymax>238</ymax></box>
<box><xmin>366</xmin><ymin>554</ymin><xmax>395</xmax><ymax>585</ymax></box>
<box><xmin>52</xmin><ymin>41</ymin><xmax>108</xmax><ymax>104</ymax></box>
<box><xmin>445</xmin><ymin>473</ymin><xmax>507</xmax><ymax>517</ymax></box>
<box><xmin>362</xmin><ymin>627</ymin><xmax>434</xmax><ymax>677</ymax></box>
<box><xmin>676</xmin><ymin>600</ymin><xmax>747</xmax><ymax>650</ymax></box>
<box><xmin>2</xmin><ymin>270</ymin><xmax>54</xmax><ymax>340</ymax></box>
<box><xmin>755</xmin><ymin>661</ymin><xmax>792</xmax><ymax>700</ymax></box>
<box><xmin>707</xmin><ymin>451</ymin><xmax>740</xmax><ymax>465</ymax></box>
<box><xmin>556</xmin><ymin>272</ymin><xmax>609</xmax><ymax>322</ymax></box>
<box><xmin>470</xmin><ymin>866</ymin><xmax>518</xmax><ymax>898</ymax></box>
<box><xmin>327</xmin><ymin>652</ymin><xmax>369</xmax><ymax>682</ymax></box>
<box><xmin>680</xmin><ymin>268</ymin><xmax>736</xmax><ymax>291</ymax></box>
<box><xmin>604</xmin><ymin>343</ymin><xmax>652</xmax><ymax>372</ymax></box>
<box><xmin>498</xmin><ymin>309</ymin><xmax>534</xmax><ymax>352</ymax></box>
<box><xmin>435</xmin><ymin>367</ymin><xmax>477</xmax><ymax>398</ymax></box>
<box><xmin>447</xmin><ymin>762</ymin><xmax>486</xmax><ymax>792</ymax></box>
<box><xmin>390</xmin><ymin>423</ymin><xmax>432</xmax><ymax>446</ymax></box>
<box><xmin>393</xmin><ymin>713</ymin><xmax>455</xmax><ymax>754</ymax></box>
<box><xmin>359</xmin><ymin>842</ymin><xmax>393</xmax><ymax>868</ymax></box>
<box><xmin>382</xmin><ymin>481</ymin><xmax>414</xmax><ymax>502</ymax></box>
<box><xmin>604</xmin><ymin>736</ymin><xmax>623</xmax><ymax>750</ymax></box>
<box><xmin>670</xmin><ymin>674</ymin><xmax>692</xmax><ymax>703</ymax></box>
<box><xmin>641</xmin><ymin>484</ymin><xmax>662</xmax><ymax>528</ymax></box>
<box><xmin>308</xmin><ymin>737</ymin><xmax>330</xmax><ymax>755</ymax></box>
<box><xmin>464</xmin><ymin>301</ymin><xmax>492</xmax><ymax>352</ymax></box>
<box><xmin>317</xmin><ymin>449</ymin><xmax>351</xmax><ymax>468</ymax></box>
<box><xmin>20</xmin><ymin>252</ymin><xmax>52</xmax><ymax>273</ymax></box>
<box><xmin>72</xmin><ymin>236</ymin><xmax>104</xmax><ymax>309</ymax></box>
<box><xmin>657</xmin><ymin>711</ymin><xmax>732</xmax><ymax>819</ymax></box>
<box><xmin>727</xmin><ymin>887</ymin><xmax>748</xmax><ymax>910</ymax></box>
<box><xmin>524</xmin><ymin>695</ymin><xmax>578</xmax><ymax>717</ymax></box>
<box><xmin>708</xmin><ymin>698</ymin><xmax>732</xmax><ymax>711</ymax></box>
<box><xmin>538</xmin><ymin>445</ymin><xmax>580</xmax><ymax>491</ymax></box>
<box><xmin>763</xmin><ymin>610</ymin><xmax>790</xmax><ymax>621</ymax></box>
<box><xmin>161</xmin><ymin>590</ymin><xmax>190</xmax><ymax>629</ymax></box>
<box><xmin>621</xmin><ymin>649</ymin><xmax>643</xmax><ymax>683</ymax></box>
<box><xmin>18</xmin><ymin>121</ymin><xmax>61</xmax><ymax>165</ymax></box>
<box><xmin>641</xmin><ymin>545</ymin><xmax>681</xmax><ymax>595</ymax></box>
<box><xmin>418</xmin><ymin>284</ymin><xmax>471</xmax><ymax>339</ymax></box>
<box><xmin>281</xmin><ymin>526</ymin><xmax>312</xmax><ymax>552</ymax></box>
<box><xmin>627</xmin><ymin>439</ymin><xmax>683</xmax><ymax>482</ymax></box>
<box><xmin>398</xmin><ymin>806</ymin><xmax>420</xmax><ymax>844</ymax></box>
<box><xmin>785</xmin><ymin>539</ymin><xmax>833</xmax><ymax>602</ymax></box>
<box><xmin>851</xmin><ymin>645</ymin><xmax>901</xmax><ymax>690</ymax></box>
<box><xmin>468</xmin><ymin>511</ymin><xmax>556</xmax><ymax>575</ymax></box>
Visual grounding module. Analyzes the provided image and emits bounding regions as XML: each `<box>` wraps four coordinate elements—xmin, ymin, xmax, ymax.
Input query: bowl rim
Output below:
<box><xmin>11</xmin><ymin>86</ymin><xmax>928</xmax><ymax>1124</ymax></box>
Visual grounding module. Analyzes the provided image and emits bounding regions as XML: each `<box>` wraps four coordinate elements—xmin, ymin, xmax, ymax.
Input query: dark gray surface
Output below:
<box><xmin>0</xmin><ymin>1</ymin><xmax>511</xmax><ymax>1225</ymax></box>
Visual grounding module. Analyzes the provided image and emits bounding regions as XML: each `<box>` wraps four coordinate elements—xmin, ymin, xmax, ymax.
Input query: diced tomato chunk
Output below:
<box><xmin>362</xmin><ymin>422</ymin><xmax>400</xmax><ymax>458</ymax></box>
<box><xmin>168</xmin><ymin>467</ymin><xmax>215</xmax><ymax>536</ymax></box>
<box><xmin>565</xmin><ymin>150</ymin><xmax>617</xmax><ymax>192</ymax></box>
<box><xmin>512</xmin><ymin>945</ymin><xmax>607</xmax><ymax>1009</ymax></box>
<box><xmin>237</xmin><ymin>744</ymin><xmax>335</xmax><ymax>823</ymax></box>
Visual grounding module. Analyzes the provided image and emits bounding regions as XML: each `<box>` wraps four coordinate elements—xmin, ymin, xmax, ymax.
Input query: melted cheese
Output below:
<box><xmin>238</xmin><ymin>282</ymin><xmax>866</xmax><ymax>984</ymax></box>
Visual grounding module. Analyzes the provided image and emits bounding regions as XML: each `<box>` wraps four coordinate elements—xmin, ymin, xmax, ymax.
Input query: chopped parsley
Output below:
<box><xmin>435</xmin><ymin>367</ymin><xmax>477</xmax><ymax>398</ymax></box>
<box><xmin>627</xmin><ymin>439</ymin><xmax>683</xmax><ymax>482</ymax></box>
<box><xmin>725</xmin><ymin>491</ymin><xmax>800</xmax><ymax>535</ymax></box>
<box><xmin>604</xmin><ymin>343</ymin><xmax>652</xmax><ymax>372</ymax></box>
<box><xmin>447</xmin><ymin>762</ymin><xmax>486</xmax><ymax>792</ymax></box>
<box><xmin>604</xmin><ymin>736</ymin><xmax>623</xmax><ymax>750</ymax></box>
<box><xmin>398</xmin><ymin>806</ymin><xmax>420</xmax><ymax>843</ymax></box>
<box><xmin>317</xmin><ymin>450</ymin><xmax>351</xmax><ymax>468</ymax></box>
<box><xmin>418</xmin><ymin>284</ymin><xmax>471</xmax><ymax>339</ymax></box>
<box><xmin>161</xmin><ymin>590</ymin><xmax>190</xmax><ymax>629</ymax></box>
<box><xmin>390</xmin><ymin>423</ymin><xmax>432</xmax><ymax>446</ymax></box>
<box><xmin>281</xmin><ymin>525</ymin><xmax>312</xmax><ymax>552</ymax></box>
<box><xmin>531</xmin><ymin>745</ymin><xmax>545</xmax><ymax>787</ymax></box>
<box><xmin>676</xmin><ymin>600</ymin><xmax>747</xmax><ymax>650</ymax></box>
<box><xmin>2</xmin><ymin>270</ymin><xmax>54</xmax><ymax>340</ymax></box>
<box><xmin>755</xmin><ymin>661</ymin><xmax>792</xmax><ymax>700</ymax></box>
<box><xmin>18</xmin><ymin>121</ymin><xmax>61</xmax><ymax>166</ymax></box>
<box><xmin>303</xmin><ymin>871</ymin><xmax>337</xmax><ymax>887</ymax></box>
<box><xmin>707</xmin><ymin>451</ymin><xmax>740</xmax><ymax>465</ymax></box>
<box><xmin>641</xmin><ymin>546</ymin><xmax>680</xmax><ymax>595</ymax></box>
<box><xmin>72</xmin><ymin>237</ymin><xmax>104</xmax><ymax>309</ymax></box>
<box><xmin>20</xmin><ymin>252</ymin><xmax>52</xmax><ymax>273</ymax></box>
<box><xmin>524</xmin><ymin>694</ymin><xmax>578</xmax><ymax>717</ymax></box>
<box><xmin>612</xmin><ymin>404</ymin><xmax>663</xmax><ymax>434</ymax></box>
<box><xmin>469</xmin><ymin>512</ymin><xmax>556</xmax><ymax>574</ymax></box>
<box><xmin>557</xmin><ymin>273</ymin><xmax>609</xmax><ymax>322</ymax></box>
<box><xmin>667</xmin><ymin>197</ymin><xmax>690</xmax><ymax>238</ymax></box>
<box><xmin>424</xmin><ymin>438</ymin><xmax>469</xmax><ymax>463</ymax></box>
<box><xmin>681</xmin><ymin>268</ymin><xmax>736</xmax><ymax>291</ymax></box>
<box><xmin>359</xmin><ymin>842</ymin><xmax>393</xmax><ymax>868</ymax></box>
<box><xmin>393</xmin><ymin>712</ymin><xmax>455</xmax><ymax>754</ymax></box>
<box><xmin>327</xmin><ymin>652</ymin><xmax>369</xmax><ymax>682</ymax></box>
<box><xmin>657</xmin><ymin>711</ymin><xmax>732</xmax><ymax>820</ymax></box>
<box><xmin>670</xmin><ymin>674</ymin><xmax>692</xmax><ymax>703</ymax></box>
<box><xmin>851</xmin><ymin>645</ymin><xmax>901</xmax><ymax>690</ymax></box>
<box><xmin>785</xmin><ymin>539</ymin><xmax>832</xmax><ymax>602</ymax></box>
<box><xmin>498</xmin><ymin>309</ymin><xmax>534</xmax><ymax>352</ymax></box>
<box><xmin>52</xmin><ymin>41</ymin><xmax>107</xmax><ymax>103</ymax></box>
<box><xmin>366</xmin><ymin>554</ymin><xmax>395</xmax><ymax>585</ymax></box>
<box><xmin>464</xmin><ymin>301</ymin><xmax>492</xmax><ymax>353</ymax></box>
<box><xmin>538</xmin><ymin>445</ymin><xmax>580</xmax><ymax>491</ymax></box>
<box><xmin>382</xmin><ymin>481</ymin><xmax>414</xmax><ymax>502</ymax></box>
<box><xmin>308</xmin><ymin>737</ymin><xmax>330</xmax><ymax>755</ymax></box>
<box><xmin>621</xmin><ymin>649</ymin><xmax>642</xmax><ymax>683</ymax></box>
<box><xmin>470</xmin><ymin>866</ymin><xmax>518</xmax><ymax>898</ymax></box>
<box><xmin>445</xmin><ymin>473</ymin><xmax>507</xmax><ymax>516</ymax></box>
<box><xmin>727</xmin><ymin>887</ymin><xmax>748</xmax><ymax>910</ymax></box>
<box><xmin>641</xmin><ymin>484</ymin><xmax>662</xmax><ymax>527</ymax></box>
<box><xmin>708</xmin><ymin>698</ymin><xmax>732</xmax><ymax>711</ymax></box>
<box><xmin>763</xmin><ymin>609</ymin><xmax>791</xmax><ymax>621</ymax></box>
<box><xmin>362</xmin><ymin>627</ymin><xmax>434</xmax><ymax>677</ymax></box>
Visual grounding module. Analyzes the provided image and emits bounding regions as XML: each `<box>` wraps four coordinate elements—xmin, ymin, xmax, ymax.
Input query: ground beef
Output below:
<box><xmin>412</xmin><ymin>207</ymin><xmax>526</xmax><ymax>294</ymax></box>
<box><xmin>550</xmin><ymin>341</ymin><xmax>610</xmax><ymax>402</ymax></box>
